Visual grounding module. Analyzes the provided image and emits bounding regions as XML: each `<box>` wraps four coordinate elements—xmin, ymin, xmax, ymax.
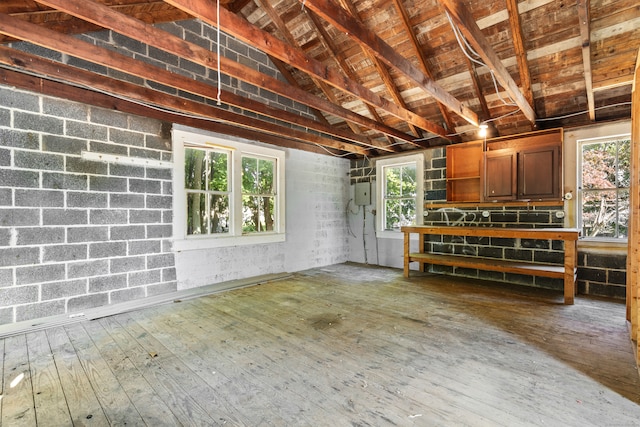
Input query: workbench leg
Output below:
<box><xmin>404</xmin><ymin>232</ymin><xmax>410</xmax><ymax>278</ymax></box>
<box><xmin>564</xmin><ymin>239</ymin><xmax>577</xmax><ymax>305</ymax></box>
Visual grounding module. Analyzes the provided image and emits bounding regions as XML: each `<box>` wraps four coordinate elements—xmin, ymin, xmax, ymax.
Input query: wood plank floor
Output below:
<box><xmin>1</xmin><ymin>263</ymin><xmax>639</xmax><ymax>426</ymax></box>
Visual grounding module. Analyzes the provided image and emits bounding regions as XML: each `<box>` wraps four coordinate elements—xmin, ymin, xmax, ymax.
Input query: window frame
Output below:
<box><xmin>173</xmin><ymin>126</ymin><xmax>286</xmax><ymax>251</ymax></box>
<box><xmin>375</xmin><ymin>153</ymin><xmax>424</xmax><ymax>239</ymax></box>
<box><xmin>577</xmin><ymin>133</ymin><xmax>630</xmax><ymax>241</ymax></box>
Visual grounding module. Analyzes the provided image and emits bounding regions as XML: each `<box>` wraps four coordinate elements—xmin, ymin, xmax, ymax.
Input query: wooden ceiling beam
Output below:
<box><xmin>299</xmin><ymin>0</ymin><xmax>479</xmax><ymax>127</ymax></box>
<box><xmin>438</xmin><ymin>0</ymin><xmax>536</xmax><ymax>124</ymax></box>
<box><xmin>0</xmin><ymin>67</ymin><xmax>336</xmax><ymax>157</ymax></box>
<box><xmin>506</xmin><ymin>0</ymin><xmax>535</xmax><ymax>128</ymax></box>
<box><xmin>335</xmin><ymin>0</ymin><xmax>422</xmax><ymax>139</ymax></box>
<box><xmin>0</xmin><ymin>46</ymin><xmax>367</xmax><ymax>155</ymax></box>
<box><xmin>253</xmin><ymin>0</ymin><xmax>373</xmax><ymax>144</ymax></box>
<box><xmin>390</xmin><ymin>0</ymin><xmax>457</xmax><ymax>134</ymax></box>
<box><xmin>34</xmin><ymin>0</ymin><xmax>411</xmax><ymax>148</ymax></box>
<box><xmin>304</xmin><ymin>9</ymin><xmax>400</xmax><ymax>147</ymax></box>
<box><xmin>163</xmin><ymin>0</ymin><xmax>452</xmax><ymax>139</ymax></box>
<box><xmin>577</xmin><ymin>0</ymin><xmax>596</xmax><ymax>121</ymax></box>
<box><xmin>0</xmin><ymin>12</ymin><xmax>380</xmax><ymax>151</ymax></box>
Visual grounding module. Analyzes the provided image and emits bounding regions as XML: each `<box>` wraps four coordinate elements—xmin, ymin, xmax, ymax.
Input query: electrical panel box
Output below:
<box><xmin>355</xmin><ymin>182</ymin><xmax>371</xmax><ymax>206</ymax></box>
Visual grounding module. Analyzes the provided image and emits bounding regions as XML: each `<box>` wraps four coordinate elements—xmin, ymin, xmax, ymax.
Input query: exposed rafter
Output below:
<box><xmin>438</xmin><ymin>0</ymin><xmax>536</xmax><ymax>124</ymax></box>
<box><xmin>298</xmin><ymin>0</ymin><xmax>479</xmax><ymax>127</ymax></box>
<box><xmin>577</xmin><ymin>0</ymin><xmax>595</xmax><ymax>121</ymax></box>
<box><xmin>164</xmin><ymin>0</ymin><xmax>452</xmax><ymax>140</ymax></box>
<box><xmin>33</xmin><ymin>0</ymin><xmax>412</xmax><ymax>149</ymax></box>
<box><xmin>506</xmin><ymin>0</ymin><xmax>535</xmax><ymax>125</ymax></box>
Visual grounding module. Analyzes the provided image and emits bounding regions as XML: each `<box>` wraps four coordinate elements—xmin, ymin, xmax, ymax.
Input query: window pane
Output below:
<box><xmin>401</xmin><ymin>165</ymin><xmax>417</xmax><ymax>196</ymax></box>
<box><xmin>210</xmin><ymin>194</ymin><xmax>230</xmax><ymax>234</ymax></box>
<box><xmin>242</xmin><ymin>195</ymin><xmax>275</xmax><ymax>233</ymax></box>
<box><xmin>618</xmin><ymin>189</ymin><xmax>629</xmax><ymax>238</ymax></box>
<box><xmin>617</xmin><ymin>139</ymin><xmax>631</xmax><ymax>188</ymax></box>
<box><xmin>208</xmin><ymin>151</ymin><xmax>228</xmax><ymax>192</ymax></box>
<box><xmin>582</xmin><ymin>142</ymin><xmax>617</xmax><ymax>190</ymax></box>
<box><xmin>582</xmin><ymin>190</ymin><xmax>620</xmax><ymax>238</ymax></box>
<box><xmin>384</xmin><ymin>198</ymin><xmax>416</xmax><ymax>230</ymax></box>
<box><xmin>385</xmin><ymin>166</ymin><xmax>402</xmax><ymax>196</ymax></box>
<box><xmin>187</xmin><ymin>192</ymin><xmax>208</xmax><ymax>235</ymax></box>
<box><xmin>185</xmin><ymin>148</ymin><xmax>207</xmax><ymax>191</ymax></box>
<box><xmin>242</xmin><ymin>157</ymin><xmax>258</xmax><ymax>193</ymax></box>
<box><xmin>259</xmin><ymin>158</ymin><xmax>275</xmax><ymax>194</ymax></box>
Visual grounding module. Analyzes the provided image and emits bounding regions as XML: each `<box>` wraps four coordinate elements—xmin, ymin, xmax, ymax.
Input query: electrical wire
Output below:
<box><xmin>535</xmin><ymin>102</ymin><xmax>632</xmax><ymax>122</ymax></box>
<box><xmin>216</xmin><ymin>0</ymin><xmax>222</xmax><ymax>105</ymax></box>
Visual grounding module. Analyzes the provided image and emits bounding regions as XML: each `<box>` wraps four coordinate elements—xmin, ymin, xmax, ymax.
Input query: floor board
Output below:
<box><xmin>1</xmin><ymin>263</ymin><xmax>639</xmax><ymax>426</ymax></box>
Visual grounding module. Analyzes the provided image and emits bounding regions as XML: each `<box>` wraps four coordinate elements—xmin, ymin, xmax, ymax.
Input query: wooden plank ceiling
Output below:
<box><xmin>0</xmin><ymin>0</ymin><xmax>638</xmax><ymax>157</ymax></box>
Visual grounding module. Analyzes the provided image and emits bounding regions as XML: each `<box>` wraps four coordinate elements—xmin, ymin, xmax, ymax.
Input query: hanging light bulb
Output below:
<box><xmin>478</xmin><ymin>123</ymin><xmax>488</xmax><ymax>138</ymax></box>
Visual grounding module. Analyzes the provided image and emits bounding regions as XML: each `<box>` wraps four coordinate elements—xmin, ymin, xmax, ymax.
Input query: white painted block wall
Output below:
<box><xmin>174</xmin><ymin>148</ymin><xmax>351</xmax><ymax>289</ymax></box>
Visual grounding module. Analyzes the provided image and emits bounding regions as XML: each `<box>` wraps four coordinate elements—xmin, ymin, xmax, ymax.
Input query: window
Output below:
<box><xmin>376</xmin><ymin>154</ymin><xmax>424</xmax><ymax>236</ymax></box>
<box><xmin>578</xmin><ymin>135</ymin><xmax>630</xmax><ymax>239</ymax></box>
<box><xmin>173</xmin><ymin>126</ymin><xmax>285</xmax><ymax>250</ymax></box>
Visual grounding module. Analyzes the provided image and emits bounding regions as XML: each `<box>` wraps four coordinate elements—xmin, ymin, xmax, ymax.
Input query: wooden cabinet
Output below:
<box><xmin>485</xmin><ymin>148</ymin><xmax>516</xmax><ymax>200</ymax></box>
<box><xmin>446</xmin><ymin>141</ymin><xmax>482</xmax><ymax>202</ymax></box>
<box><xmin>518</xmin><ymin>145</ymin><xmax>560</xmax><ymax>199</ymax></box>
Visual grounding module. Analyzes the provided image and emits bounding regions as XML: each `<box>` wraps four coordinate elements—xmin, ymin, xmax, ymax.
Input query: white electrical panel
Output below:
<box><xmin>355</xmin><ymin>182</ymin><xmax>371</xmax><ymax>206</ymax></box>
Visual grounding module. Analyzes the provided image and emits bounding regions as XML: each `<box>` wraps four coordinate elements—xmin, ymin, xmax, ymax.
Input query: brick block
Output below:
<box><xmin>505</xmin><ymin>248</ymin><xmax>533</xmax><ymax>261</ymax></box>
<box><xmin>0</xmin><ymin>108</ymin><xmax>8</xmax><ymax>127</ymax></box>
<box><xmin>66</xmin><ymin>157</ymin><xmax>108</xmax><ymax>175</ymax></box>
<box><xmin>67</xmin><ymin>191</ymin><xmax>108</xmax><ymax>208</ymax></box>
<box><xmin>148</xmin><ymin>46</ymin><xmax>179</xmax><ymax>67</ymax></box>
<box><xmin>145</xmin><ymin>135</ymin><xmax>171</xmax><ymax>151</ymax></box>
<box><xmin>17</xmin><ymin>227</ymin><xmax>65</xmax><ymax>245</ymax></box>
<box><xmin>15</xmin><ymin>189</ymin><xmax>64</xmax><ymax>207</ymax></box>
<box><xmin>89</xmin><ymin>176</ymin><xmax>127</xmax><ymax>193</ymax></box>
<box><xmin>129</xmin><ymin>269</ymin><xmax>161</xmax><ymax>287</ymax></box>
<box><xmin>504</xmin><ymin>273</ymin><xmax>534</xmax><ymax>285</ymax></box>
<box><xmin>16</xmin><ymin>264</ymin><xmax>65</xmax><ymax>285</ymax></box>
<box><xmin>110</xmin><ymin>164</ymin><xmax>145</xmax><ymax>178</ymax></box>
<box><xmin>43</xmin><ymin>209</ymin><xmax>88</xmax><ymax>225</ymax></box>
<box><xmin>68</xmin><ymin>259</ymin><xmax>109</xmax><ymax>278</ymax></box>
<box><xmin>14</xmin><ymin>111</ymin><xmax>63</xmax><ymax>134</ymax></box>
<box><xmin>128</xmin><ymin>115</ymin><xmax>161</xmax><ymax>134</ymax></box>
<box><xmin>0</xmin><ymin>148</ymin><xmax>9</xmax><ymax>166</ymax></box>
<box><xmin>16</xmin><ymin>300</ymin><xmax>67</xmax><ymax>322</ymax></box>
<box><xmin>42</xmin><ymin>279</ymin><xmax>87</xmax><ymax>301</ymax></box>
<box><xmin>130</xmin><ymin>178</ymin><xmax>162</xmax><ymax>194</ymax></box>
<box><xmin>533</xmin><ymin>250</ymin><xmax>563</xmax><ymax>264</ymax></box>
<box><xmin>162</xmin><ymin>267</ymin><xmax>176</xmax><ymax>282</ymax></box>
<box><xmin>109</xmin><ymin>128</ymin><xmax>144</xmax><ymax>147</ymax></box>
<box><xmin>0</xmin><ymin>129</ymin><xmax>39</xmax><ymax>150</ymax></box>
<box><xmin>67</xmin><ymin>293</ymin><xmax>109</xmax><ymax>312</ymax></box>
<box><xmin>146</xmin><ymin>195</ymin><xmax>172</xmax><ymax>209</ymax></box>
<box><xmin>89</xmin><ymin>141</ymin><xmax>128</xmax><ymax>156</ymax></box>
<box><xmin>477</xmin><ymin>270</ymin><xmax>505</xmax><ymax>282</ymax></box>
<box><xmin>147</xmin><ymin>253</ymin><xmax>175</xmax><ymax>269</ymax></box>
<box><xmin>585</xmin><ymin>253</ymin><xmax>627</xmax><ymax>270</ymax></box>
<box><xmin>578</xmin><ymin>267</ymin><xmax>607</xmax><ymax>282</ymax></box>
<box><xmin>518</xmin><ymin>211</ymin><xmax>550</xmax><ymax>224</ymax></box>
<box><xmin>521</xmin><ymin>239</ymin><xmax>550</xmax><ymax>250</ymax></box>
<box><xmin>68</xmin><ymin>226</ymin><xmax>109</xmax><ymax>243</ymax></box>
<box><xmin>0</xmin><ymin>189</ymin><xmax>11</xmax><ymax>206</ymax></box>
<box><xmin>0</xmin><ymin>247</ymin><xmax>39</xmax><ymax>267</ymax></box>
<box><xmin>43</xmin><ymin>172</ymin><xmax>88</xmax><ymax>191</ymax></box>
<box><xmin>90</xmin><ymin>209</ymin><xmax>128</xmax><ymax>225</ymax></box>
<box><xmin>533</xmin><ymin>276</ymin><xmax>563</xmax><ymax>291</ymax></box>
<box><xmin>42</xmin><ymin>134</ymin><xmax>87</xmax><ymax>155</ymax></box>
<box><xmin>587</xmin><ymin>282</ymin><xmax>625</xmax><ymax>300</ymax></box>
<box><xmin>0</xmin><ymin>228</ymin><xmax>10</xmax><ymax>246</ymax></box>
<box><xmin>608</xmin><ymin>270</ymin><xmax>626</xmax><ymax>286</ymax></box>
<box><xmin>110</xmin><ymin>225</ymin><xmax>146</xmax><ymax>241</ymax></box>
<box><xmin>110</xmin><ymin>193</ymin><xmax>144</xmax><ymax>208</ymax></box>
<box><xmin>89</xmin><ymin>274</ymin><xmax>127</xmax><ymax>293</ymax></box>
<box><xmin>43</xmin><ymin>97</ymin><xmax>88</xmax><ymax>121</ymax></box>
<box><xmin>148</xmin><ymin>168</ymin><xmax>172</xmax><ymax>182</ymax></box>
<box><xmin>146</xmin><ymin>224</ymin><xmax>173</xmax><ymax>239</ymax></box>
<box><xmin>0</xmin><ymin>86</ymin><xmax>40</xmax><ymax>111</ymax></box>
<box><xmin>90</xmin><ymin>242</ymin><xmax>127</xmax><ymax>259</ymax></box>
<box><xmin>0</xmin><ymin>208</ymin><xmax>40</xmax><ymax>226</ymax></box>
<box><xmin>130</xmin><ymin>210</ymin><xmax>162</xmax><ymax>224</ymax></box>
<box><xmin>130</xmin><ymin>147</ymin><xmax>161</xmax><ymax>160</ymax></box>
<box><xmin>162</xmin><ymin>210</ymin><xmax>173</xmax><ymax>224</ymax></box>
<box><xmin>0</xmin><ymin>268</ymin><xmax>12</xmax><ymax>287</ymax></box>
<box><xmin>0</xmin><ymin>307</ymin><xmax>14</xmax><ymax>325</ymax></box>
<box><xmin>89</xmin><ymin>107</ymin><xmax>129</xmax><ymax>129</ymax></box>
<box><xmin>0</xmin><ymin>284</ymin><xmax>38</xmax><ymax>305</ymax></box>
<box><xmin>147</xmin><ymin>281</ymin><xmax>178</xmax><ymax>297</ymax></box>
<box><xmin>43</xmin><ymin>244</ymin><xmax>87</xmax><ymax>262</ymax></box>
<box><xmin>0</xmin><ymin>169</ymin><xmax>40</xmax><ymax>188</ymax></box>
<box><xmin>477</xmin><ymin>246</ymin><xmax>503</xmax><ymax>258</ymax></box>
<box><xmin>110</xmin><ymin>286</ymin><xmax>145</xmax><ymax>304</ymax></box>
<box><xmin>128</xmin><ymin>240</ymin><xmax>161</xmax><ymax>256</ymax></box>
<box><xmin>110</xmin><ymin>256</ymin><xmax>145</xmax><ymax>274</ymax></box>
<box><xmin>490</xmin><ymin>212</ymin><xmax>518</xmax><ymax>223</ymax></box>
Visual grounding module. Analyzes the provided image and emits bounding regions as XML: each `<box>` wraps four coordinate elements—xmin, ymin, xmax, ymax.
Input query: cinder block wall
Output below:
<box><xmin>0</xmin><ymin>87</ymin><xmax>175</xmax><ymax>324</ymax></box>
<box><xmin>349</xmin><ymin>146</ymin><xmax>627</xmax><ymax>300</ymax></box>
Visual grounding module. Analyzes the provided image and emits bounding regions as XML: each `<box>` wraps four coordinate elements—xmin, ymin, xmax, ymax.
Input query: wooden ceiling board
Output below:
<box><xmin>0</xmin><ymin>0</ymin><xmax>635</xmax><ymax>156</ymax></box>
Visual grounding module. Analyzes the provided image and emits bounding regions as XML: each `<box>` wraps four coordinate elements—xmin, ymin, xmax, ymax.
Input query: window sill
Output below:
<box><xmin>578</xmin><ymin>238</ymin><xmax>628</xmax><ymax>253</ymax></box>
<box><xmin>376</xmin><ymin>229</ymin><xmax>420</xmax><ymax>240</ymax></box>
<box><xmin>174</xmin><ymin>232</ymin><xmax>286</xmax><ymax>251</ymax></box>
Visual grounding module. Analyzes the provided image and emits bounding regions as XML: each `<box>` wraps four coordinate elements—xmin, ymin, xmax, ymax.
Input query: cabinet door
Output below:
<box><xmin>518</xmin><ymin>146</ymin><xmax>560</xmax><ymax>199</ymax></box>
<box><xmin>484</xmin><ymin>149</ymin><xmax>516</xmax><ymax>200</ymax></box>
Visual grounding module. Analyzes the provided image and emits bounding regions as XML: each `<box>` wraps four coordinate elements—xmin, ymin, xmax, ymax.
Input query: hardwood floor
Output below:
<box><xmin>1</xmin><ymin>263</ymin><xmax>639</xmax><ymax>426</ymax></box>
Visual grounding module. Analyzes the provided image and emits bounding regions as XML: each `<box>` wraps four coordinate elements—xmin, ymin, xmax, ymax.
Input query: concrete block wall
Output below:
<box><xmin>0</xmin><ymin>87</ymin><xmax>176</xmax><ymax>324</ymax></box>
<box><xmin>577</xmin><ymin>250</ymin><xmax>627</xmax><ymax>299</ymax></box>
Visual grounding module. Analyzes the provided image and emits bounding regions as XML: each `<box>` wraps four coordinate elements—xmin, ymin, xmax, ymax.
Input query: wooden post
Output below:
<box><xmin>564</xmin><ymin>239</ymin><xmax>577</xmax><ymax>305</ymax></box>
<box><xmin>403</xmin><ymin>229</ymin><xmax>410</xmax><ymax>278</ymax></box>
<box><xmin>627</xmin><ymin>47</ymin><xmax>640</xmax><ymax>367</ymax></box>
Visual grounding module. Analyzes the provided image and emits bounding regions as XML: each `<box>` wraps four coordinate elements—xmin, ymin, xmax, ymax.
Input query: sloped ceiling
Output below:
<box><xmin>0</xmin><ymin>0</ymin><xmax>638</xmax><ymax>157</ymax></box>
